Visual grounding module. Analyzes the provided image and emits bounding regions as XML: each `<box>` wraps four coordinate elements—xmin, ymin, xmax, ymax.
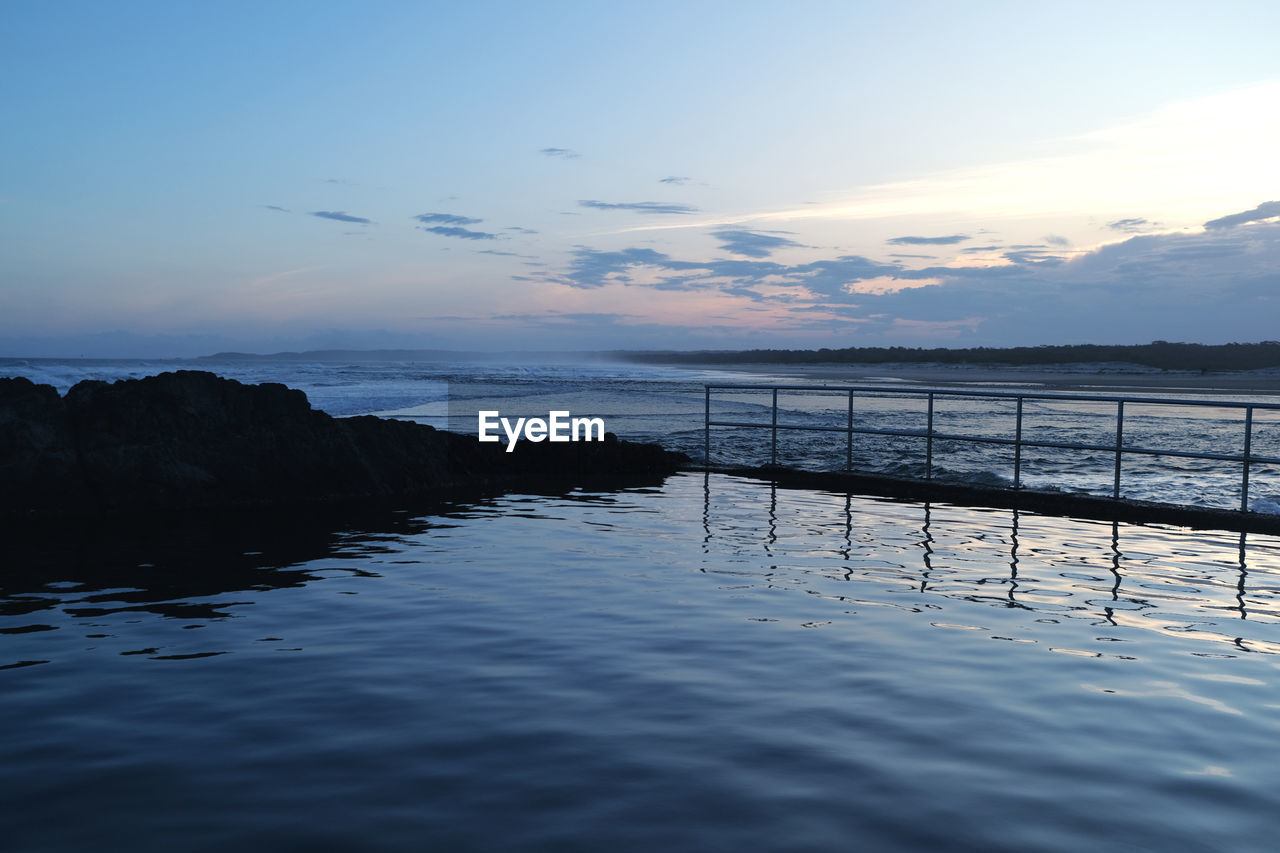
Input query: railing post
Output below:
<box><xmin>1113</xmin><ymin>400</ymin><xmax>1124</xmax><ymax>499</ymax></box>
<box><xmin>926</xmin><ymin>392</ymin><xmax>934</xmax><ymax>479</ymax></box>
<box><xmin>846</xmin><ymin>390</ymin><xmax>854</xmax><ymax>471</ymax></box>
<box><xmin>1013</xmin><ymin>396</ymin><xmax>1023</xmax><ymax>489</ymax></box>
<box><xmin>1242</xmin><ymin>407</ymin><xmax>1254</xmax><ymax>513</ymax></box>
<box><xmin>704</xmin><ymin>386</ymin><xmax>711</xmax><ymax>467</ymax></box>
<box><xmin>771</xmin><ymin>388</ymin><xmax>778</xmax><ymax>466</ymax></box>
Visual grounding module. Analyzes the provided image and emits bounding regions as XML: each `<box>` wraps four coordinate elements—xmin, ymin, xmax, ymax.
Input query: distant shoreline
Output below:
<box><xmin>622</xmin><ymin>341</ymin><xmax>1280</xmax><ymax>373</ymax></box>
<box><xmin>682</xmin><ymin>361</ymin><xmax>1280</xmax><ymax>394</ymax></box>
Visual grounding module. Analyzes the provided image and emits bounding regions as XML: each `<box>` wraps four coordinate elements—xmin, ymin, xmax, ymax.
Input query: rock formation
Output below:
<box><xmin>0</xmin><ymin>371</ymin><xmax>688</xmax><ymax>518</ymax></box>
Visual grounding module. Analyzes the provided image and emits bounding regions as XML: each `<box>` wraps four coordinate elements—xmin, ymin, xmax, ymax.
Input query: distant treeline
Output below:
<box><xmin>626</xmin><ymin>342</ymin><xmax>1280</xmax><ymax>372</ymax></box>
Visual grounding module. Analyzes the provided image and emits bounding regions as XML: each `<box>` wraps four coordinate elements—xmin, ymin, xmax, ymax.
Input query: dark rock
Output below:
<box><xmin>0</xmin><ymin>377</ymin><xmax>94</xmax><ymax>515</ymax></box>
<box><xmin>0</xmin><ymin>371</ymin><xmax>689</xmax><ymax>519</ymax></box>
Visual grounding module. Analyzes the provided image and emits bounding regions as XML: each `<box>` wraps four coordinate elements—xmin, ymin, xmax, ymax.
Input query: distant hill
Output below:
<box><xmin>622</xmin><ymin>342</ymin><xmax>1280</xmax><ymax>372</ymax></box>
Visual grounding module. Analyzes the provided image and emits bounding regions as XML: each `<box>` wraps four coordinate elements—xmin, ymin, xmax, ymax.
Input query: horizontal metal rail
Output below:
<box><xmin>705</xmin><ymin>419</ymin><xmax>1280</xmax><ymax>465</ymax></box>
<box><xmin>704</xmin><ymin>384</ymin><xmax>1280</xmax><ymax>514</ymax></box>
<box><xmin>707</xmin><ymin>383</ymin><xmax>1280</xmax><ymax>410</ymax></box>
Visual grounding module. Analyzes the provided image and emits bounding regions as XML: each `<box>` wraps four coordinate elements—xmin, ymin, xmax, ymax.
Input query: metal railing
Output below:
<box><xmin>704</xmin><ymin>384</ymin><xmax>1280</xmax><ymax>513</ymax></box>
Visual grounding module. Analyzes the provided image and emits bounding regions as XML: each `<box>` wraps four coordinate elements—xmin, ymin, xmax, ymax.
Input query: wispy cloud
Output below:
<box><xmin>713</xmin><ymin>229</ymin><xmax>802</xmax><ymax>258</ymax></box>
<box><xmin>579</xmin><ymin>200</ymin><xmax>699</xmax><ymax>215</ymax></box>
<box><xmin>311</xmin><ymin>211</ymin><xmax>370</xmax><ymax>224</ymax></box>
<box><xmin>1107</xmin><ymin>217</ymin><xmax>1149</xmax><ymax>233</ymax></box>
<box><xmin>659</xmin><ymin>176</ymin><xmax>691</xmax><ymax>185</ymax></box>
<box><xmin>480</xmin><ymin>249</ymin><xmax>540</xmax><ymax>259</ymax></box>
<box><xmin>260</xmin><ymin>205</ymin><xmax>290</xmax><ymax>213</ymax></box>
<box><xmin>1004</xmin><ymin>249</ymin><xmax>1064</xmax><ymax>265</ymax></box>
<box><xmin>1044</xmin><ymin>234</ymin><xmax>1070</xmax><ymax>247</ymax></box>
<box><xmin>505</xmin><ymin>226</ymin><xmax>538</xmax><ymax>234</ymax></box>
<box><xmin>414</xmin><ymin>212</ymin><xmax>483</xmax><ymax>225</ymax></box>
<box><xmin>420</xmin><ymin>225</ymin><xmax>498</xmax><ymax>240</ymax></box>
<box><xmin>887</xmin><ymin>234</ymin><xmax>968</xmax><ymax>245</ymax></box>
<box><xmin>1204</xmin><ymin>201</ymin><xmax>1280</xmax><ymax>229</ymax></box>
<box><xmin>540</xmin><ymin>147</ymin><xmax>580</xmax><ymax>159</ymax></box>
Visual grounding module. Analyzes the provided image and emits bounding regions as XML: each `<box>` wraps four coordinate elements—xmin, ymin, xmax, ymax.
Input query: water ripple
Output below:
<box><xmin>3</xmin><ymin>473</ymin><xmax>1280</xmax><ymax>851</ymax></box>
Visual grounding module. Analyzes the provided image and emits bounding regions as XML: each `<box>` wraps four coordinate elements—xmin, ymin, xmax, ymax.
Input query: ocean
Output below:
<box><xmin>3</xmin><ymin>357</ymin><xmax>1280</xmax><ymax>850</ymax></box>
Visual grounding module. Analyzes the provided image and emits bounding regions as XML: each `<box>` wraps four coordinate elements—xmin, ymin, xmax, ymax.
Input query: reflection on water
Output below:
<box><xmin>0</xmin><ymin>509</ymin><xmax>429</xmax><ymax>663</ymax></box>
<box><xmin>697</xmin><ymin>475</ymin><xmax>1280</xmax><ymax>657</ymax></box>
<box><xmin>3</xmin><ymin>474</ymin><xmax>1280</xmax><ymax>851</ymax></box>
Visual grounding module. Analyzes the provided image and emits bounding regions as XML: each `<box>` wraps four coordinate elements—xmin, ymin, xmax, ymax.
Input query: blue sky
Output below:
<box><xmin>3</xmin><ymin>0</ymin><xmax>1279</xmax><ymax>356</ymax></box>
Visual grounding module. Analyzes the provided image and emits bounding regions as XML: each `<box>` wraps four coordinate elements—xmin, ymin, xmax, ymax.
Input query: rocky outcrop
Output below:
<box><xmin>0</xmin><ymin>376</ymin><xmax>93</xmax><ymax>515</ymax></box>
<box><xmin>0</xmin><ymin>371</ymin><xmax>688</xmax><ymax>518</ymax></box>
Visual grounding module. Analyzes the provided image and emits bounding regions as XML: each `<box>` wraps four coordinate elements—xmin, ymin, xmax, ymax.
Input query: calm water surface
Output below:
<box><xmin>4</xmin><ymin>473</ymin><xmax>1280</xmax><ymax>851</ymax></box>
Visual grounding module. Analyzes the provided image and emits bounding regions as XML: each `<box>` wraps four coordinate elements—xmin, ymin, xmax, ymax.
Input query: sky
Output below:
<box><xmin>2</xmin><ymin>0</ymin><xmax>1279</xmax><ymax>357</ymax></box>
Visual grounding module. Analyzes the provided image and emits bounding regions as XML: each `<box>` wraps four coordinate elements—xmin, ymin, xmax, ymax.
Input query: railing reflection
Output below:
<box><xmin>699</xmin><ymin>473</ymin><xmax>1280</xmax><ymax>653</ymax></box>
